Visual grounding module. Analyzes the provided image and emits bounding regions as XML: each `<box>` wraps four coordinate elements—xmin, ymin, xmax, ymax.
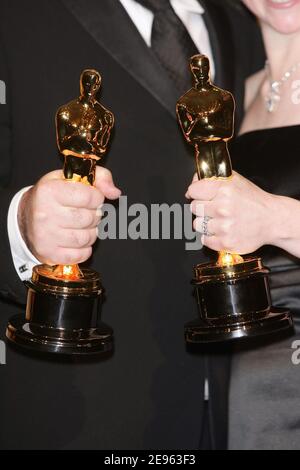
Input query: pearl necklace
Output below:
<box><xmin>265</xmin><ymin>60</ymin><xmax>300</xmax><ymax>113</ymax></box>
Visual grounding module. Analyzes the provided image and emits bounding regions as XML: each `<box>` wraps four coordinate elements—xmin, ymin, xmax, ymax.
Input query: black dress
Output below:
<box><xmin>228</xmin><ymin>126</ymin><xmax>300</xmax><ymax>450</ymax></box>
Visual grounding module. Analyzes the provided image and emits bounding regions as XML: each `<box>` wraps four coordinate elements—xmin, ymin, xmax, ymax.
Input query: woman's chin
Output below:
<box><xmin>264</xmin><ymin>1</ymin><xmax>300</xmax><ymax>34</ymax></box>
<box><xmin>263</xmin><ymin>14</ymin><xmax>300</xmax><ymax>35</ymax></box>
<box><xmin>244</xmin><ymin>0</ymin><xmax>300</xmax><ymax>35</ymax></box>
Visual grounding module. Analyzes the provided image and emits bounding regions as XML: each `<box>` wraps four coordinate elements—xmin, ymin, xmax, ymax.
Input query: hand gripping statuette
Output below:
<box><xmin>177</xmin><ymin>55</ymin><xmax>293</xmax><ymax>343</ymax></box>
<box><xmin>7</xmin><ymin>70</ymin><xmax>115</xmax><ymax>355</ymax></box>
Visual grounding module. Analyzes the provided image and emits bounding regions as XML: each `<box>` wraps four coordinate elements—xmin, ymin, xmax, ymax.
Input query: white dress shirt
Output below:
<box><xmin>7</xmin><ymin>0</ymin><xmax>214</xmax><ymax>282</ymax></box>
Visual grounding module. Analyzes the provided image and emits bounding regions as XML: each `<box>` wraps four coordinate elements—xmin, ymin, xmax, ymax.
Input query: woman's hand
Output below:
<box><xmin>186</xmin><ymin>171</ymin><xmax>276</xmax><ymax>255</ymax></box>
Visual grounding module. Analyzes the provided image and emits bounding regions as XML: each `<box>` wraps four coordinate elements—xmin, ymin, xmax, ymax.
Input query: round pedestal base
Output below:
<box><xmin>6</xmin><ymin>265</ymin><xmax>113</xmax><ymax>356</ymax></box>
<box><xmin>185</xmin><ymin>308</ymin><xmax>293</xmax><ymax>343</ymax></box>
<box><xmin>6</xmin><ymin>314</ymin><xmax>113</xmax><ymax>355</ymax></box>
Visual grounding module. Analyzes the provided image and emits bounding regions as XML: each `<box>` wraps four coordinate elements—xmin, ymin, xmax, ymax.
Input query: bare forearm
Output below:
<box><xmin>268</xmin><ymin>194</ymin><xmax>300</xmax><ymax>257</ymax></box>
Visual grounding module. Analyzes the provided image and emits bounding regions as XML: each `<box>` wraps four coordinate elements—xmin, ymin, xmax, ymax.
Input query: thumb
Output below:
<box><xmin>95</xmin><ymin>166</ymin><xmax>121</xmax><ymax>200</ymax></box>
<box><xmin>40</xmin><ymin>170</ymin><xmax>64</xmax><ymax>182</ymax></box>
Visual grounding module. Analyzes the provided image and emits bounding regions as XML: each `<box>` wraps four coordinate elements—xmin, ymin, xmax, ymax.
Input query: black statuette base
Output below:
<box><xmin>6</xmin><ymin>315</ymin><xmax>113</xmax><ymax>356</ymax></box>
<box><xmin>185</xmin><ymin>257</ymin><xmax>294</xmax><ymax>344</ymax></box>
<box><xmin>185</xmin><ymin>309</ymin><xmax>292</xmax><ymax>343</ymax></box>
<box><xmin>6</xmin><ymin>265</ymin><xmax>114</xmax><ymax>356</ymax></box>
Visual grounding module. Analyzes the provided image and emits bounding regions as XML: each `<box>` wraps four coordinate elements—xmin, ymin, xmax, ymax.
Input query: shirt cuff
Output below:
<box><xmin>7</xmin><ymin>187</ymin><xmax>40</xmax><ymax>281</ymax></box>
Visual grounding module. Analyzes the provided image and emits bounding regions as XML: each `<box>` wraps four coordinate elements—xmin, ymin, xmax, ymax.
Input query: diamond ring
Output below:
<box><xmin>201</xmin><ymin>216</ymin><xmax>214</xmax><ymax>237</ymax></box>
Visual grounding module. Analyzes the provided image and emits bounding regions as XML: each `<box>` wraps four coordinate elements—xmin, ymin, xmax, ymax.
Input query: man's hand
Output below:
<box><xmin>186</xmin><ymin>171</ymin><xmax>275</xmax><ymax>255</ymax></box>
<box><xmin>18</xmin><ymin>167</ymin><xmax>121</xmax><ymax>265</ymax></box>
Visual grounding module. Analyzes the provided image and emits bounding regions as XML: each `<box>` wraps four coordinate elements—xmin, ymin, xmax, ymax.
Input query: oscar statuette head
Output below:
<box><xmin>80</xmin><ymin>69</ymin><xmax>102</xmax><ymax>100</ymax></box>
<box><xmin>190</xmin><ymin>54</ymin><xmax>211</xmax><ymax>85</ymax></box>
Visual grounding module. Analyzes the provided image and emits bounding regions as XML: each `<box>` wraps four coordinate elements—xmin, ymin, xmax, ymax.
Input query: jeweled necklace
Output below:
<box><xmin>265</xmin><ymin>60</ymin><xmax>300</xmax><ymax>113</ymax></box>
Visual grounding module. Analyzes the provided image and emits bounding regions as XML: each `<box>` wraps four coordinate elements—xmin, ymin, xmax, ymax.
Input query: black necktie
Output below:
<box><xmin>135</xmin><ymin>0</ymin><xmax>199</xmax><ymax>94</ymax></box>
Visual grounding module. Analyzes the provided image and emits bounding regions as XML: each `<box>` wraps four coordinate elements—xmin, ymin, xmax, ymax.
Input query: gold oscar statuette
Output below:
<box><xmin>7</xmin><ymin>70</ymin><xmax>115</xmax><ymax>355</ymax></box>
<box><xmin>177</xmin><ymin>55</ymin><xmax>293</xmax><ymax>342</ymax></box>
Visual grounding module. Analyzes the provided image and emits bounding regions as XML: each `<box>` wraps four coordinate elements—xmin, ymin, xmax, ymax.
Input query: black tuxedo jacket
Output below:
<box><xmin>0</xmin><ymin>0</ymin><xmax>264</xmax><ymax>450</ymax></box>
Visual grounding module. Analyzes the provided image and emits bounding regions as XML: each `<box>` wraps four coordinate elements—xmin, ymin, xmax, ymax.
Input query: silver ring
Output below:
<box><xmin>201</xmin><ymin>216</ymin><xmax>214</xmax><ymax>237</ymax></box>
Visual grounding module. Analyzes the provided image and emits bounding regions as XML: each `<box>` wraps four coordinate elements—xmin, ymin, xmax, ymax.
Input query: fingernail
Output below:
<box><xmin>194</xmin><ymin>218</ymin><xmax>202</xmax><ymax>232</ymax></box>
<box><xmin>96</xmin><ymin>206</ymin><xmax>103</xmax><ymax>217</ymax></box>
<box><xmin>195</xmin><ymin>203</ymin><xmax>205</xmax><ymax>217</ymax></box>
